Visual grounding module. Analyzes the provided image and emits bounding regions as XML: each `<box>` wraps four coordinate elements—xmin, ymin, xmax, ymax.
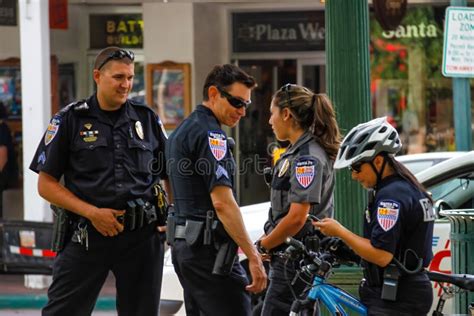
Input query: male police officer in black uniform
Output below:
<box><xmin>30</xmin><ymin>47</ymin><xmax>169</xmax><ymax>316</ymax></box>
<box><xmin>166</xmin><ymin>64</ymin><xmax>267</xmax><ymax>315</ymax></box>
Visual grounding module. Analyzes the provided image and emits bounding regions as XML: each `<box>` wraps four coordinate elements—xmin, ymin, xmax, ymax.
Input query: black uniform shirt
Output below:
<box><xmin>29</xmin><ymin>94</ymin><xmax>167</xmax><ymax>210</ymax></box>
<box><xmin>270</xmin><ymin>132</ymin><xmax>334</xmax><ymax>223</ymax></box>
<box><xmin>364</xmin><ymin>175</ymin><xmax>435</xmax><ymax>267</ymax></box>
<box><xmin>166</xmin><ymin>105</ymin><xmax>235</xmax><ymax>223</ymax></box>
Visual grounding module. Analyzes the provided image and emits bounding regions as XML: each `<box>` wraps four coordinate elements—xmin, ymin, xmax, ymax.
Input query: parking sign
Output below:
<box><xmin>442</xmin><ymin>7</ymin><xmax>474</xmax><ymax>78</ymax></box>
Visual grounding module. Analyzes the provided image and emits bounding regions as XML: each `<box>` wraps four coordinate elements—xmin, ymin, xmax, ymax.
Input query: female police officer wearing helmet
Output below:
<box><xmin>255</xmin><ymin>84</ymin><xmax>341</xmax><ymax>316</ymax></box>
<box><xmin>314</xmin><ymin>117</ymin><xmax>435</xmax><ymax>315</ymax></box>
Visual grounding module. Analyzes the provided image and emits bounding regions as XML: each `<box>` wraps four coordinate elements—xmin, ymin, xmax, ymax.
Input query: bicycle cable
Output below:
<box><xmin>283</xmin><ymin>257</ymin><xmax>299</xmax><ymax>301</ymax></box>
<box><xmin>295</xmin><ymin>267</ymin><xmax>315</xmax><ymax>287</ymax></box>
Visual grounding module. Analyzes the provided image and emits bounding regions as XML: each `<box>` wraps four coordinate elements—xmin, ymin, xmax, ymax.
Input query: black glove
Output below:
<box><xmin>320</xmin><ymin>237</ymin><xmax>361</xmax><ymax>265</ymax></box>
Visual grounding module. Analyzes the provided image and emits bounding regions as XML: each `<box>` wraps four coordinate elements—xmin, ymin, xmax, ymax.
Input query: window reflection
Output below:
<box><xmin>370</xmin><ymin>6</ymin><xmax>474</xmax><ymax>154</ymax></box>
<box><xmin>129</xmin><ymin>61</ymin><xmax>145</xmax><ymax>104</ymax></box>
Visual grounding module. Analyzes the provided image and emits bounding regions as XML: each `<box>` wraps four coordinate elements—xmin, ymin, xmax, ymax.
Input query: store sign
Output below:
<box><xmin>0</xmin><ymin>0</ymin><xmax>16</xmax><ymax>26</ymax></box>
<box><xmin>232</xmin><ymin>11</ymin><xmax>325</xmax><ymax>53</ymax></box>
<box><xmin>442</xmin><ymin>7</ymin><xmax>474</xmax><ymax>78</ymax></box>
<box><xmin>49</xmin><ymin>0</ymin><xmax>68</xmax><ymax>30</ymax></box>
<box><xmin>89</xmin><ymin>14</ymin><xmax>143</xmax><ymax>49</ymax></box>
<box><xmin>382</xmin><ymin>23</ymin><xmax>438</xmax><ymax>39</ymax></box>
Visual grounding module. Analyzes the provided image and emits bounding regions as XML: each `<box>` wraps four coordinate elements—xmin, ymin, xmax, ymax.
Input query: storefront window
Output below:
<box><xmin>129</xmin><ymin>61</ymin><xmax>145</xmax><ymax>104</ymax></box>
<box><xmin>58</xmin><ymin>63</ymin><xmax>76</xmax><ymax>108</ymax></box>
<box><xmin>370</xmin><ymin>6</ymin><xmax>474</xmax><ymax>154</ymax></box>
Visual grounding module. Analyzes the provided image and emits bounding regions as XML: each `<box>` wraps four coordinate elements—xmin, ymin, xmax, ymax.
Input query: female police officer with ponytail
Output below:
<box><xmin>314</xmin><ymin>117</ymin><xmax>435</xmax><ymax>315</ymax></box>
<box><xmin>255</xmin><ymin>84</ymin><xmax>341</xmax><ymax>316</ymax></box>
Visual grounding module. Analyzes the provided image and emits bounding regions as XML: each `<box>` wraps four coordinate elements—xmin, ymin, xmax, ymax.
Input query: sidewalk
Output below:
<box><xmin>0</xmin><ymin>274</ymin><xmax>116</xmax><ymax>310</ymax></box>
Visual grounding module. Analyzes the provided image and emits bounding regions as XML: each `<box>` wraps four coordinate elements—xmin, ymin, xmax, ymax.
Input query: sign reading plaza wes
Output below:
<box><xmin>442</xmin><ymin>6</ymin><xmax>474</xmax><ymax>78</ymax></box>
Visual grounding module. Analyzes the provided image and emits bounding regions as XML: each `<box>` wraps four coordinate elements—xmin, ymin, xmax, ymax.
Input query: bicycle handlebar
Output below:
<box><xmin>284</xmin><ymin>236</ymin><xmax>423</xmax><ymax>277</ymax></box>
<box><xmin>285</xmin><ymin>237</ymin><xmax>305</xmax><ymax>250</ymax></box>
<box><xmin>283</xmin><ymin>237</ymin><xmax>327</xmax><ymax>273</ymax></box>
<box><xmin>428</xmin><ymin>271</ymin><xmax>474</xmax><ymax>291</ymax></box>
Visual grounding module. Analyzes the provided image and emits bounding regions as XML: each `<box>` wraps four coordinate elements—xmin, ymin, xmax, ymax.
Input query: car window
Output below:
<box><xmin>428</xmin><ymin>178</ymin><xmax>474</xmax><ymax>210</ymax></box>
<box><xmin>403</xmin><ymin>160</ymin><xmax>435</xmax><ymax>174</ymax></box>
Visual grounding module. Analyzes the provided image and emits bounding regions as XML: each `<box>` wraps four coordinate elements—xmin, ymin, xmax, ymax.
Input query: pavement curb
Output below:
<box><xmin>0</xmin><ymin>295</ymin><xmax>116</xmax><ymax>310</ymax></box>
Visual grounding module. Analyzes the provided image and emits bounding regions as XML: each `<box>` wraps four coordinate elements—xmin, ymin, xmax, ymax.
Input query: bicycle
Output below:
<box><xmin>279</xmin><ymin>237</ymin><xmax>474</xmax><ymax>316</ymax></box>
<box><xmin>427</xmin><ymin>270</ymin><xmax>474</xmax><ymax>316</ymax></box>
<box><xmin>276</xmin><ymin>237</ymin><xmax>366</xmax><ymax>315</ymax></box>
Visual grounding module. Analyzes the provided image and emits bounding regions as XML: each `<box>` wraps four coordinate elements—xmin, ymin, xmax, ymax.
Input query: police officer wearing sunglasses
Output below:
<box><xmin>30</xmin><ymin>46</ymin><xmax>170</xmax><ymax>315</ymax></box>
<box><xmin>255</xmin><ymin>84</ymin><xmax>342</xmax><ymax>316</ymax></box>
<box><xmin>166</xmin><ymin>64</ymin><xmax>267</xmax><ymax>315</ymax></box>
<box><xmin>314</xmin><ymin>117</ymin><xmax>434</xmax><ymax>315</ymax></box>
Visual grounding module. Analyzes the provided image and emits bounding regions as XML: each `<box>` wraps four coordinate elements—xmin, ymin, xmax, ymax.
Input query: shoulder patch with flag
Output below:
<box><xmin>208</xmin><ymin>131</ymin><xmax>227</xmax><ymax>161</ymax></box>
<box><xmin>44</xmin><ymin>116</ymin><xmax>61</xmax><ymax>146</ymax></box>
<box><xmin>376</xmin><ymin>200</ymin><xmax>400</xmax><ymax>232</ymax></box>
<box><xmin>295</xmin><ymin>158</ymin><xmax>316</xmax><ymax>188</ymax></box>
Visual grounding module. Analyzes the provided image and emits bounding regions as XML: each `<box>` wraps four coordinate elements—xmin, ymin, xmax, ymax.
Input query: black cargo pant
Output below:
<box><xmin>42</xmin><ymin>223</ymin><xmax>164</xmax><ymax>316</ymax></box>
<box><xmin>359</xmin><ymin>273</ymin><xmax>433</xmax><ymax>316</ymax></box>
<box><xmin>261</xmin><ymin>255</ymin><xmax>313</xmax><ymax>316</ymax></box>
<box><xmin>171</xmin><ymin>239</ymin><xmax>251</xmax><ymax>316</ymax></box>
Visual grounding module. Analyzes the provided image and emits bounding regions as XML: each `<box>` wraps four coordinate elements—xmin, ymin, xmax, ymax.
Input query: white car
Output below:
<box><xmin>160</xmin><ymin>151</ymin><xmax>474</xmax><ymax>315</ymax></box>
<box><xmin>395</xmin><ymin>151</ymin><xmax>465</xmax><ymax>174</ymax></box>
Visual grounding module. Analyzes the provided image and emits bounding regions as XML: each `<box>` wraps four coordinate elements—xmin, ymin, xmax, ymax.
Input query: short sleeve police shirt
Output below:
<box><xmin>29</xmin><ymin>95</ymin><xmax>168</xmax><ymax>209</ymax></box>
<box><xmin>166</xmin><ymin>105</ymin><xmax>235</xmax><ymax>216</ymax></box>
<box><xmin>30</xmin><ymin>103</ymin><xmax>73</xmax><ymax>180</ymax></box>
<box><xmin>289</xmin><ymin>156</ymin><xmax>323</xmax><ymax>204</ymax></box>
<box><xmin>364</xmin><ymin>175</ymin><xmax>435</xmax><ymax>265</ymax></box>
<box><xmin>270</xmin><ymin>132</ymin><xmax>334</xmax><ymax>221</ymax></box>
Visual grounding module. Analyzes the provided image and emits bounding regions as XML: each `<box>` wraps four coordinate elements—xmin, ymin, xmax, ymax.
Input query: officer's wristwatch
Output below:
<box><xmin>255</xmin><ymin>239</ymin><xmax>269</xmax><ymax>255</ymax></box>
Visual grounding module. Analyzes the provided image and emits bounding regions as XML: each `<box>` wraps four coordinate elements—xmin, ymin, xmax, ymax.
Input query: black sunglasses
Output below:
<box><xmin>349</xmin><ymin>162</ymin><xmax>364</xmax><ymax>173</ymax></box>
<box><xmin>97</xmin><ymin>49</ymin><xmax>135</xmax><ymax>70</ymax></box>
<box><xmin>217</xmin><ymin>87</ymin><xmax>251</xmax><ymax>109</ymax></box>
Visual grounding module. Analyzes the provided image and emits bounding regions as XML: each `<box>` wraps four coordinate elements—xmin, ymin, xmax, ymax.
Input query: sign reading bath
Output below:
<box><xmin>89</xmin><ymin>14</ymin><xmax>143</xmax><ymax>49</ymax></box>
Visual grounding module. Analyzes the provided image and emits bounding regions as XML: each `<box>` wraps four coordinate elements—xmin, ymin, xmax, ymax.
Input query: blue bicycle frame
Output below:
<box><xmin>306</xmin><ymin>276</ymin><xmax>367</xmax><ymax>316</ymax></box>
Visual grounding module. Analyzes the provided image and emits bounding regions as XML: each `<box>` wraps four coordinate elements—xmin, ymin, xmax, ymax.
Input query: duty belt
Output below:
<box><xmin>167</xmin><ymin>214</ymin><xmax>238</xmax><ymax>276</ymax></box>
<box><xmin>117</xmin><ymin>198</ymin><xmax>157</xmax><ymax>231</ymax></box>
<box><xmin>69</xmin><ymin>199</ymin><xmax>157</xmax><ymax>251</ymax></box>
<box><xmin>167</xmin><ymin>210</ymin><xmax>215</xmax><ymax>245</ymax></box>
<box><xmin>172</xmin><ymin>222</ymin><xmax>205</xmax><ymax>243</ymax></box>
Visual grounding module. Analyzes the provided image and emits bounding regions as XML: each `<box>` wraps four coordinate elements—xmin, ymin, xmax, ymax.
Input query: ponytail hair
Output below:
<box><xmin>273</xmin><ymin>84</ymin><xmax>341</xmax><ymax>161</ymax></box>
<box><xmin>385</xmin><ymin>155</ymin><xmax>433</xmax><ymax>202</ymax></box>
<box><xmin>311</xmin><ymin>93</ymin><xmax>341</xmax><ymax>161</ymax></box>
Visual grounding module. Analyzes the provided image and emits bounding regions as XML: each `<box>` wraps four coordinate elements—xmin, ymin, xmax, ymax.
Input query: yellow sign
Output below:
<box><xmin>90</xmin><ymin>14</ymin><xmax>143</xmax><ymax>49</ymax></box>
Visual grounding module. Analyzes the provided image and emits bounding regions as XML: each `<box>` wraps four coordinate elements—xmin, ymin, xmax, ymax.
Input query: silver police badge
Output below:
<box><xmin>135</xmin><ymin>121</ymin><xmax>144</xmax><ymax>140</ymax></box>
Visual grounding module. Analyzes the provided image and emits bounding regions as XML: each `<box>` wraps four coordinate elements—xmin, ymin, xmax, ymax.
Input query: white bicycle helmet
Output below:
<box><xmin>334</xmin><ymin>117</ymin><xmax>402</xmax><ymax>170</ymax></box>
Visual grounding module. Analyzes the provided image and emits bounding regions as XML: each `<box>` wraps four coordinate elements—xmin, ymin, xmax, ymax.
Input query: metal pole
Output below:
<box><xmin>450</xmin><ymin>0</ymin><xmax>472</xmax><ymax>151</ymax></box>
<box><xmin>326</xmin><ymin>0</ymin><xmax>371</xmax><ymax>234</ymax></box>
